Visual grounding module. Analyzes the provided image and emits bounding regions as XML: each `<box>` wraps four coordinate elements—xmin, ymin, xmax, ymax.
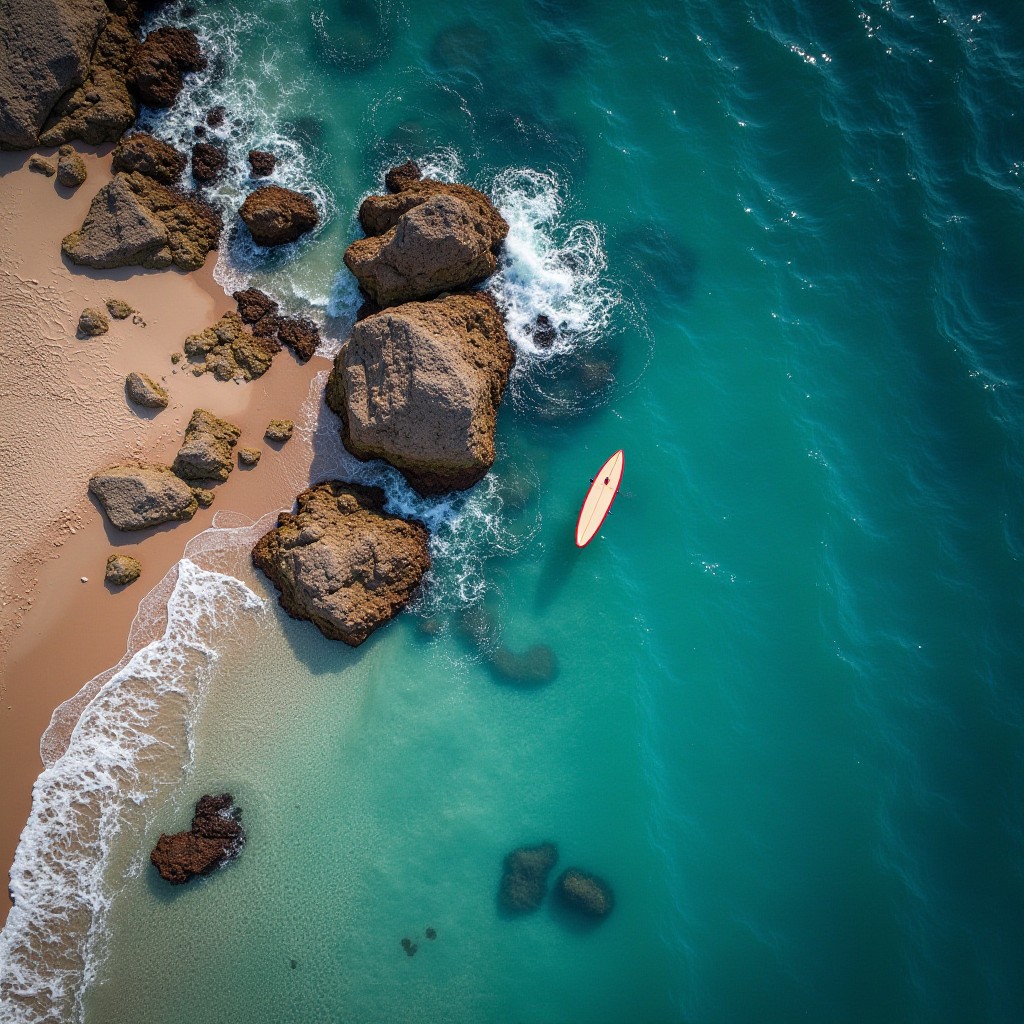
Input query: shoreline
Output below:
<box><xmin>0</xmin><ymin>148</ymin><xmax>331</xmax><ymax>915</ymax></box>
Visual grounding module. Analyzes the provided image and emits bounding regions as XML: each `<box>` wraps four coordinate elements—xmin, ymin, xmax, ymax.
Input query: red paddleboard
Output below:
<box><xmin>575</xmin><ymin>450</ymin><xmax>624</xmax><ymax>547</ymax></box>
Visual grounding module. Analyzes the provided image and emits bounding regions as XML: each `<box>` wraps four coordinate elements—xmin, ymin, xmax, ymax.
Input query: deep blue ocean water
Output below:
<box><xmin>3</xmin><ymin>0</ymin><xmax>1023</xmax><ymax>1021</ymax></box>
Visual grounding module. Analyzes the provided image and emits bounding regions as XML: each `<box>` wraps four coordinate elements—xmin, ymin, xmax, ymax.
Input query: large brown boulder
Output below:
<box><xmin>0</xmin><ymin>0</ymin><xmax>108</xmax><ymax>149</ymax></box>
<box><xmin>325</xmin><ymin>293</ymin><xmax>514</xmax><ymax>496</ymax></box>
<box><xmin>184</xmin><ymin>310</ymin><xmax>280</xmax><ymax>381</ymax></box>
<box><xmin>150</xmin><ymin>794</ymin><xmax>245</xmax><ymax>885</ymax></box>
<box><xmin>252</xmin><ymin>480</ymin><xmax>431</xmax><ymax>646</ymax></box>
<box><xmin>238</xmin><ymin>186</ymin><xmax>318</xmax><ymax>247</ymax></box>
<box><xmin>111</xmin><ymin>132</ymin><xmax>186</xmax><ymax>184</ymax></box>
<box><xmin>499</xmin><ymin>843</ymin><xmax>558</xmax><ymax>914</ymax></box>
<box><xmin>172</xmin><ymin>408</ymin><xmax>241</xmax><ymax>482</ymax></box>
<box><xmin>344</xmin><ymin>194</ymin><xmax>499</xmax><ymax>308</ymax></box>
<box><xmin>37</xmin><ymin>11</ymin><xmax>138</xmax><ymax>147</ymax></box>
<box><xmin>62</xmin><ymin>171</ymin><xmax>221</xmax><ymax>271</ymax></box>
<box><xmin>125</xmin><ymin>371</ymin><xmax>168</xmax><ymax>408</ymax></box>
<box><xmin>128</xmin><ymin>26</ymin><xmax>206</xmax><ymax>108</ymax></box>
<box><xmin>89</xmin><ymin>462</ymin><xmax>199</xmax><ymax>530</ymax></box>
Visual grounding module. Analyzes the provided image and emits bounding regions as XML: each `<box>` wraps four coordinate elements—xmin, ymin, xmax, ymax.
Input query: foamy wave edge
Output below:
<box><xmin>0</xmin><ymin>516</ymin><xmax>273</xmax><ymax>1024</ymax></box>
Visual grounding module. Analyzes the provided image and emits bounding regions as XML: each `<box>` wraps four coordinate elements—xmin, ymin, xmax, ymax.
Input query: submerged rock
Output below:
<box><xmin>128</xmin><ymin>26</ymin><xmax>206</xmax><ymax>108</ymax></box>
<box><xmin>487</xmin><ymin>643</ymin><xmax>558</xmax><ymax>686</ymax></box>
<box><xmin>325</xmin><ymin>292</ymin><xmax>514</xmax><ymax>495</ymax></box>
<box><xmin>191</xmin><ymin>141</ymin><xmax>227</xmax><ymax>182</ymax></box>
<box><xmin>248</xmin><ymin>149</ymin><xmax>276</xmax><ymax>177</ymax></box>
<box><xmin>78</xmin><ymin>307</ymin><xmax>109</xmax><ymax>335</ymax></box>
<box><xmin>499</xmin><ymin>843</ymin><xmax>558</xmax><ymax>914</ymax></box>
<box><xmin>125</xmin><ymin>371</ymin><xmax>168</xmax><ymax>409</ymax></box>
<box><xmin>400</xmin><ymin>938</ymin><xmax>417</xmax><ymax>957</ymax></box>
<box><xmin>252</xmin><ymin>480</ymin><xmax>431</xmax><ymax>646</ymax></box>
<box><xmin>28</xmin><ymin>155</ymin><xmax>56</xmax><ymax>176</ymax></box>
<box><xmin>111</xmin><ymin>132</ymin><xmax>186</xmax><ymax>184</ymax></box>
<box><xmin>184</xmin><ymin>310</ymin><xmax>280</xmax><ymax>381</ymax></box>
<box><xmin>105</xmin><ymin>553</ymin><xmax>141</xmax><ymax>586</ymax></box>
<box><xmin>264</xmin><ymin>419</ymin><xmax>294</xmax><ymax>442</ymax></box>
<box><xmin>150</xmin><ymin>793</ymin><xmax>245</xmax><ymax>885</ymax></box>
<box><xmin>554</xmin><ymin>869</ymin><xmax>614</xmax><ymax>918</ymax></box>
<box><xmin>56</xmin><ymin>145</ymin><xmax>86</xmax><ymax>186</ymax></box>
<box><xmin>172</xmin><ymin>409</ymin><xmax>241</xmax><ymax>482</ymax></box>
<box><xmin>238</xmin><ymin>185</ymin><xmax>319</xmax><ymax>247</ymax></box>
<box><xmin>89</xmin><ymin>462</ymin><xmax>199</xmax><ymax>530</ymax></box>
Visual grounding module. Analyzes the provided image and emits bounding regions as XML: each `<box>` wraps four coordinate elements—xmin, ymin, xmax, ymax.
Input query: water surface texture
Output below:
<box><xmin>15</xmin><ymin>0</ymin><xmax>1024</xmax><ymax>1021</ymax></box>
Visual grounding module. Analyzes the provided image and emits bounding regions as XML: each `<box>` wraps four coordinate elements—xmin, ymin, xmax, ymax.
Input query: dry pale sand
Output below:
<box><xmin>0</xmin><ymin>146</ymin><xmax>337</xmax><ymax>913</ymax></box>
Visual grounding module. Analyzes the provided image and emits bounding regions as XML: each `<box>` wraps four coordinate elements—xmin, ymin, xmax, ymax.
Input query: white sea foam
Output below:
<box><xmin>0</xmin><ymin>554</ymin><xmax>265</xmax><ymax>1024</ymax></box>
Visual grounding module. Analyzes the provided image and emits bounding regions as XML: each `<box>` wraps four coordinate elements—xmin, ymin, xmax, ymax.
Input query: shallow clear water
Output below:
<box><xmin>6</xmin><ymin>0</ymin><xmax>1024</xmax><ymax>1021</ymax></box>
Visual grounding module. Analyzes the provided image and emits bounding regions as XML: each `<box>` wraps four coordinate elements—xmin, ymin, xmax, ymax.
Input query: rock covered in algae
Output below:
<box><xmin>554</xmin><ymin>869</ymin><xmax>614</xmax><ymax>918</ymax></box>
<box><xmin>172</xmin><ymin>409</ymin><xmax>241</xmax><ymax>482</ymax></box>
<box><xmin>264</xmin><ymin>419</ymin><xmax>294</xmax><ymax>442</ymax></box>
<box><xmin>238</xmin><ymin>447</ymin><xmax>261</xmax><ymax>466</ymax></box>
<box><xmin>499</xmin><ymin>842</ymin><xmax>558</xmax><ymax>913</ymax></box>
<box><xmin>105</xmin><ymin>553</ymin><xmax>141</xmax><ymax>585</ymax></box>
<box><xmin>56</xmin><ymin>146</ymin><xmax>87</xmax><ymax>187</ymax></box>
<box><xmin>78</xmin><ymin>307</ymin><xmax>109</xmax><ymax>335</ymax></box>
<box><xmin>184</xmin><ymin>310</ymin><xmax>280</xmax><ymax>381</ymax></box>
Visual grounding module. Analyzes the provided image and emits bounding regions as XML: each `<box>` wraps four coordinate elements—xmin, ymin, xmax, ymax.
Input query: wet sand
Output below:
<box><xmin>0</xmin><ymin>147</ymin><xmax>332</xmax><ymax>913</ymax></box>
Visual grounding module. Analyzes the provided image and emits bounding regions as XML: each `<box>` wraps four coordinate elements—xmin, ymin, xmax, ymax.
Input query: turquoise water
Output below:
<box><xmin>5</xmin><ymin>0</ymin><xmax>1024</xmax><ymax>1021</ymax></box>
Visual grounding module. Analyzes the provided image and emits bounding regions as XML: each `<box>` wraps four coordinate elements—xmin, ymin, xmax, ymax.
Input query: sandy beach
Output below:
<box><xmin>0</xmin><ymin>146</ymin><xmax>330</xmax><ymax>912</ymax></box>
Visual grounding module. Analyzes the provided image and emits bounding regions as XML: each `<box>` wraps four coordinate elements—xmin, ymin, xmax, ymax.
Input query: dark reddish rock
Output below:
<box><xmin>129</xmin><ymin>26</ymin><xmax>206</xmax><ymax>108</ymax></box>
<box><xmin>238</xmin><ymin>185</ymin><xmax>319</xmax><ymax>247</ymax></box>
<box><xmin>191</xmin><ymin>141</ymin><xmax>227</xmax><ymax>183</ymax></box>
<box><xmin>277</xmin><ymin>316</ymin><xmax>319</xmax><ymax>362</ymax></box>
<box><xmin>150</xmin><ymin>794</ymin><xmax>245</xmax><ymax>885</ymax></box>
<box><xmin>233</xmin><ymin>287</ymin><xmax>278</xmax><ymax>324</ymax></box>
<box><xmin>205</xmin><ymin>105</ymin><xmax>225</xmax><ymax>127</ymax></box>
<box><xmin>111</xmin><ymin>132</ymin><xmax>186</xmax><ymax>183</ymax></box>
<box><xmin>500</xmin><ymin>843</ymin><xmax>558</xmax><ymax>913</ymax></box>
<box><xmin>385</xmin><ymin>159</ymin><xmax>421</xmax><ymax>193</ymax></box>
<box><xmin>252</xmin><ymin>480</ymin><xmax>431</xmax><ymax>647</ymax></box>
<box><xmin>248</xmin><ymin>149</ymin><xmax>276</xmax><ymax>177</ymax></box>
<box><xmin>554</xmin><ymin>869</ymin><xmax>614</xmax><ymax>918</ymax></box>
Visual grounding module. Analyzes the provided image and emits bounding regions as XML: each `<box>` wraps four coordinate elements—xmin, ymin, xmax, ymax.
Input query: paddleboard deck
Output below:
<box><xmin>576</xmin><ymin>450</ymin><xmax>624</xmax><ymax>547</ymax></box>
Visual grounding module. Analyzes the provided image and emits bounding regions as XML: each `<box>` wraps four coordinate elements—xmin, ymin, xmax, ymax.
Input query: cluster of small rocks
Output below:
<box><xmin>499</xmin><ymin>842</ymin><xmax>614</xmax><ymax>920</ymax></box>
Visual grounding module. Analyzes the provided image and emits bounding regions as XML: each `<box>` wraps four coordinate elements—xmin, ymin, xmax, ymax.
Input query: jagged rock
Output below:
<box><xmin>238</xmin><ymin>186</ymin><xmax>318</xmax><ymax>247</ymax></box>
<box><xmin>499</xmin><ymin>843</ymin><xmax>558</xmax><ymax>914</ymax></box>
<box><xmin>233</xmin><ymin>288</ymin><xmax>278</xmax><ymax>324</ymax></box>
<box><xmin>184</xmin><ymin>310</ymin><xmax>280</xmax><ymax>381</ymax></box>
<box><xmin>252</xmin><ymin>480</ymin><xmax>431</xmax><ymax>646</ymax></box>
<box><xmin>150</xmin><ymin>794</ymin><xmax>245</xmax><ymax>885</ymax></box>
<box><xmin>264</xmin><ymin>419</ymin><xmax>294</xmax><ymax>442</ymax></box>
<box><xmin>125</xmin><ymin>371</ymin><xmax>168</xmax><ymax>408</ymax></box>
<box><xmin>0</xmin><ymin>0</ymin><xmax>107</xmax><ymax>149</ymax></box>
<box><xmin>358</xmin><ymin>176</ymin><xmax>508</xmax><ymax>252</ymax></box>
<box><xmin>191</xmin><ymin>141</ymin><xmax>226</xmax><ymax>182</ymax></box>
<box><xmin>105</xmin><ymin>553</ymin><xmax>141</xmax><ymax>585</ymax></box>
<box><xmin>554</xmin><ymin>869</ymin><xmax>614</xmax><ymax>918</ymax></box>
<box><xmin>37</xmin><ymin>12</ymin><xmax>138</xmax><ymax>147</ymax></box>
<box><xmin>129</xmin><ymin>26</ymin><xmax>206</xmax><ymax>108</ymax></box>
<box><xmin>106</xmin><ymin>297</ymin><xmax>133</xmax><ymax>319</ymax></box>
<box><xmin>62</xmin><ymin>172</ymin><xmax>221</xmax><ymax>272</ymax></box>
<box><xmin>56</xmin><ymin>145</ymin><xmax>87</xmax><ymax>187</ymax></box>
<box><xmin>79</xmin><ymin>307</ymin><xmax>109</xmax><ymax>335</ymax></box>
<box><xmin>172</xmin><ymin>408</ymin><xmax>241</xmax><ymax>482</ymax></box>
<box><xmin>28</xmin><ymin>155</ymin><xmax>56</xmax><ymax>176</ymax></box>
<box><xmin>89</xmin><ymin>462</ymin><xmax>199</xmax><ymax>530</ymax></box>
<box><xmin>248</xmin><ymin>150</ymin><xmax>276</xmax><ymax>177</ymax></box>
<box><xmin>111</xmin><ymin>132</ymin><xmax>186</xmax><ymax>184</ymax></box>
<box><xmin>325</xmin><ymin>293</ymin><xmax>514</xmax><ymax>496</ymax></box>
<box><xmin>277</xmin><ymin>316</ymin><xmax>319</xmax><ymax>362</ymax></box>
<box><xmin>384</xmin><ymin>159</ymin><xmax>421</xmax><ymax>193</ymax></box>
<box><xmin>192</xmin><ymin>487</ymin><xmax>215</xmax><ymax>508</ymax></box>
<box><xmin>205</xmin><ymin>105</ymin><xmax>225</xmax><ymax>127</ymax></box>
<box><xmin>238</xmin><ymin>447</ymin><xmax>261</xmax><ymax>465</ymax></box>
<box><xmin>345</xmin><ymin>194</ymin><xmax>499</xmax><ymax>308</ymax></box>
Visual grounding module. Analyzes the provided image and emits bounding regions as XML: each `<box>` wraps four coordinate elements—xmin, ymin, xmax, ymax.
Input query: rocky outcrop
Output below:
<box><xmin>150</xmin><ymin>794</ymin><xmax>245</xmax><ymax>885</ymax></box>
<box><xmin>205</xmin><ymin>105</ymin><xmax>225</xmax><ymax>127</ymax></box>
<box><xmin>79</xmin><ymin>307</ymin><xmax>108</xmax><ymax>335</ymax></box>
<box><xmin>172</xmin><ymin>408</ymin><xmax>241</xmax><ymax>482</ymax></box>
<box><xmin>233</xmin><ymin>287</ymin><xmax>278</xmax><ymax>324</ymax></box>
<box><xmin>37</xmin><ymin>11</ymin><xmax>138</xmax><ymax>147</ymax></box>
<box><xmin>265</xmin><ymin>419</ymin><xmax>294</xmax><ymax>442</ymax></box>
<box><xmin>277</xmin><ymin>316</ymin><xmax>319</xmax><ymax>361</ymax></box>
<box><xmin>128</xmin><ymin>26</ymin><xmax>205</xmax><ymax>108</ymax></box>
<box><xmin>325</xmin><ymin>293</ymin><xmax>514</xmax><ymax>495</ymax></box>
<box><xmin>248</xmin><ymin>150</ymin><xmax>275</xmax><ymax>177</ymax></box>
<box><xmin>56</xmin><ymin>145</ymin><xmax>86</xmax><ymax>187</ymax></box>
<box><xmin>184</xmin><ymin>310</ymin><xmax>280</xmax><ymax>381</ymax></box>
<box><xmin>231</xmin><ymin>288</ymin><xmax>318</xmax><ymax>363</ymax></box>
<box><xmin>0</xmin><ymin>0</ymin><xmax>108</xmax><ymax>149</ymax></box>
<box><xmin>125</xmin><ymin>371</ymin><xmax>168</xmax><ymax>408</ymax></box>
<box><xmin>62</xmin><ymin>172</ymin><xmax>221</xmax><ymax>272</ymax></box>
<box><xmin>191</xmin><ymin>141</ymin><xmax>226</xmax><ymax>182</ymax></box>
<box><xmin>384</xmin><ymin>158</ymin><xmax>421</xmax><ymax>194</ymax></box>
<box><xmin>344</xmin><ymin>194</ymin><xmax>501</xmax><ymax>308</ymax></box>
<box><xmin>105</xmin><ymin>553</ymin><xmax>141</xmax><ymax>585</ymax></box>
<box><xmin>89</xmin><ymin>462</ymin><xmax>199</xmax><ymax>530</ymax></box>
<box><xmin>238</xmin><ymin>447</ymin><xmax>260</xmax><ymax>465</ymax></box>
<box><xmin>499</xmin><ymin>843</ymin><xmax>558</xmax><ymax>914</ymax></box>
<box><xmin>238</xmin><ymin>186</ymin><xmax>318</xmax><ymax>247</ymax></box>
<box><xmin>111</xmin><ymin>132</ymin><xmax>186</xmax><ymax>184</ymax></box>
<box><xmin>554</xmin><ymin>869</ymin><xmax>614</xmax><ymax>918</ymax></box>
<box><xmin>252</xmin><ymin>480</ymin><xmax>431</xmax><ymax>646</ymax></box>
<box><xmin>28</xmin><ymin>155</ymin><xmax>55</xmax><ymax>176</ymax></box>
